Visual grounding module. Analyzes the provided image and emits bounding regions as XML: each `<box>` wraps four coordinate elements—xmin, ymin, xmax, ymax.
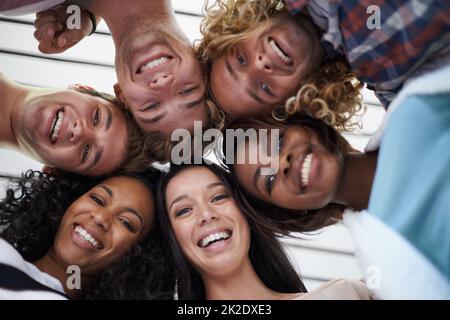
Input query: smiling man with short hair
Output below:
<box><xmin>27</xmin><ymin>0</ymin><xmax>209</xmax><ymax>137</ymax></box>
<box><xmin>0</xmin><ymin>72</ymin><xmax>131</xmax><ymax>176</ymax></box>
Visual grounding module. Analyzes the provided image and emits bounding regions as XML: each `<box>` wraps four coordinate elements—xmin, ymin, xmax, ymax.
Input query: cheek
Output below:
<box><xmin>172</xmin><ymin>222</ymin><xmax>193</xmax><ymax>253</ymax></box>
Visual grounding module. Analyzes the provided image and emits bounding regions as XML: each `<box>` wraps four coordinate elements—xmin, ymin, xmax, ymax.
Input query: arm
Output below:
<box><xmin>33</xmin><ymin>4</ymin><xmax>102</xmax><ymax>54</ymax></box>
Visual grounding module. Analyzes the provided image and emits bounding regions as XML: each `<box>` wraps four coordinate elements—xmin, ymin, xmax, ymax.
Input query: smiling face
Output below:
<box><xmin>52</xmin><ymin>176</ymin><xmax>154</xmax><ymax>275</ymax></box>
<box><xmin>13</xmin><ymin>89</ymin><xmax>128</xmax><ymax>176</ymax></box>
<box><xmin>233</xmin><ymin>123</ymin><xmax>342</xmax><ymax>210</ymax></box>
<box><xmin>210</xmin><ymin>12</ymin><xmax>322</xmax><ymax>118</ymax></box>
<box><xmin>114</xmin><ymin>25</ymin><xmax>208</xmax><ymax>136</ymax></box>
<box><xmin>165</xmin><ymin>167</ymin><xmax>251</xmax><ymax>278</ymax></box>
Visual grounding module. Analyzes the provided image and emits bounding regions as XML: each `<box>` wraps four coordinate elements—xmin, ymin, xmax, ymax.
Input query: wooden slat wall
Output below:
<box><xmin>0</xmin><ymin>0</ymin><xmax>385</xmax><ymax>291</ymax></box>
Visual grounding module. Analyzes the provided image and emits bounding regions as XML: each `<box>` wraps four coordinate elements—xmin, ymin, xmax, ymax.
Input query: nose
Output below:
<box><xmin>149</xmin><ymin>73</ymin><xmax>174</xmax><ymax>89</ymax></box>
<box><xmin>91</xmin><ymin>209</ymin><xmax>111</xmax><ymax>232</ymax></box>
<box><xmin>198</xmin><ymin>206</ymin><xmax>219</xmax><ymax>226</ymax></box>
<box><xmin>70</xmin><ymin>119</ymin><xmax>83</xmax><ymax>144</ymax></box>
<box><xmin>254</xmin><ymin>53</ymin><xmax>273</xmax><ymax>72</ymax></box>
<box><xmin>279</xmin><ymin>151</ymin><xmax>293</xmax><ymax>177</ymax></box>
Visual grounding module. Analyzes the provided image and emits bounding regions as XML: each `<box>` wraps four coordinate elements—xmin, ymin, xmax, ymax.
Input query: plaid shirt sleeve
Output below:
<box><xmin>285</xmin><ymin>0</ymin><xmax>450</xmax><ymax>108</ymax></box>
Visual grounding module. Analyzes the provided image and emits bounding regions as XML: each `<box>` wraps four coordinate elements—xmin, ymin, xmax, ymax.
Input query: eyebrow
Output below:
<box><xmin>105</xmin><ymin>105</ymin><xmax>112</xmax><ymax>130</ymax></box>
<box><xmin>225</xmin><ymin>57</ymin><xmax>238</xmax><ymax>81</ymax></box>
<box><xmin>85</xmin><ymin>148</ymin><xmax>103</xmax><ymax>172</ymax></box>
<box><xmin>183</xmin><ymin>95</ymin><xmax>205</xmax><ymax>109</ymax></box>
<box><xmin>246</xmin><ymin>87</ymin><xmax>269</xmax><ymax>106</ymax></box>
<box><xmin>99</xmin><ymin>185</ymin><xmax>144</xmax><ymax>225</ymax></box>
<box><xmin>169</xmin><ymin>194</ymin><xmax>188</xmax><ymax>211</ymax></box>
<box><xmin>207</xmin><ymin>182</ymin><xmax>223</xmax><ymax>189</ymax></box>
<box><xmin>141</xmin><ymin>111</ymin><xmax>168</xmax><ymax>124</ymax></box>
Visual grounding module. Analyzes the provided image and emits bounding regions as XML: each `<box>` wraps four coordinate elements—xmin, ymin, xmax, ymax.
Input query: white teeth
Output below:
<box><xmin>301</xmin><ymin>152</ymin><xmax>313</xmax><ymax>188</ymax></box>
<box><xmin>50</xmin><ymin>110</ymin><xmax>64</xmax><ymax>143</ymax></box>
<box><xmin>75</xmin><ymin>225</ymin><xmax>99</xmax><ymax>248</ymax></box>
<box><xmin>140</xmin><ymin>56</ymin><xmax>169</xmax><ymax>72</ymax></box>
<box><xmin>269</xmin><ymin>39</ymin><xmax>292</xmax><ymax>65</ymax></box>
<box><xmin>199</xmin><ymin>231</ymin><xmax>231</xmax><ymax>248</ymax></box>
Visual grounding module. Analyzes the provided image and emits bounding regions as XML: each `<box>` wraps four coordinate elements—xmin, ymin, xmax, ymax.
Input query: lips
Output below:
<box><xmin>266</xmin><ymin>37</ymin><xmax>293</xmax><ymax>69</ymax></box>
<box><xmin>136</xmin><ymin>54</ymin><xmax>174</xmax><ymax>75</ymax></box>
<box><xmin>268</xmin><ymin>37</ymin><xmax>292</xmax><ymax>66</ymax></box>
<box><xmin>49</xmin><ymin>108</ymin><xmax>64</xmax><ymax>144</ymax></box>
<box><xmin>197</xmin><ymin>229</ymin><xmax>232</xmax><ymax>248</ymax></box>
<box><xmin>292</xmin><ymin>146</ymin><xmax>314</xmax><ymax>192</ymax></box>
<box><xmin>72</xmin><ymin>223</ymin><xmax>104</xmax><ymax>251</ymax></box>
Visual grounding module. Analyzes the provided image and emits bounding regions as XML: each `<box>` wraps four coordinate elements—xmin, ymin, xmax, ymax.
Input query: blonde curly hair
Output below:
<box><xmin>196</xmin><ymin>0</ymin><xmax>284</xmax><ymax>62</ymax></box>
<box><xmin>275</xmin><ymin>61</ymin><xmax>365</xmax><ymax>131</ymax></box>
<box><xmin>197</xmin><ymin>0</ymin><xmax>364</xmax><ymax>131</ymax></box>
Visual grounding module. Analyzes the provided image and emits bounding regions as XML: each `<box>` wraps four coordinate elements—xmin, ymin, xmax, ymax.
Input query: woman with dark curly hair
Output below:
<box><xmin>157</xmin><ymin>163</ymin><xmax>371</xmax><ymax>299</ymax></box>
<box><xmin>223</xmin><ymin>112</ymin><xmax>450</xmax><ymax>299</ymax></box>
<box><xmin>0</xmin><ymin>169</ymin><xmax>175</xmax><ymax>299</ymax></box>
<box><xmin>223</xmin><ymin>113</ymin><xmax>373</xmax><ymax>233</ymax></box>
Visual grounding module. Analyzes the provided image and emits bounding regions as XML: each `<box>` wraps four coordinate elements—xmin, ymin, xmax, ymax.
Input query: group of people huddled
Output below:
<box><xmin>0</xmin><ymin>0</ymin><xmax>449</xmax><ymax>300</ymax></box>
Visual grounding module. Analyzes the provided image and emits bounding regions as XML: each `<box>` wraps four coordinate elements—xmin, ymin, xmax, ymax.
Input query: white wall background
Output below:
<box><xmin>0</xmin><ymin>0</ymin><xmax>385</xmax><ymax>291</ymax></box>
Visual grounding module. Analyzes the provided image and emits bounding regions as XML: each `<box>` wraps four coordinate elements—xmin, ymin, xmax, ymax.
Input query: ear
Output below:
<box><xmin>113</xmin><ymin>83</ymin><xmax>127</xmax><ymax>106</ymax></box>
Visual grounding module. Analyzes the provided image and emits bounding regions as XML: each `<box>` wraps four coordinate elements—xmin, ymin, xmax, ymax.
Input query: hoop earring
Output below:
<box><xmin>272</xmin><ymin>107</ymin><xmax>288</xmax><ymax>121</ymax></box>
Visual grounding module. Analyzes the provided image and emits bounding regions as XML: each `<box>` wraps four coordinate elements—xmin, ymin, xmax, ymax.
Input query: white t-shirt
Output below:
<box><xmin>0</xmin><ymin>238</ymin><xmax>67</xmax><ymax>300</ymax></box>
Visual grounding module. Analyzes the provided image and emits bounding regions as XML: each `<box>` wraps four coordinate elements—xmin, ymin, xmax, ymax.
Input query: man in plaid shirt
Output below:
<box><xmin>284</xmin><ymin>0</ymin><xmax>450</xmax><ymax>107</ymax></box>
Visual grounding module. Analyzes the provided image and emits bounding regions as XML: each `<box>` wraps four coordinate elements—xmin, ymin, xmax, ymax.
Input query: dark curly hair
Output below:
<box><xmin>156</xmin><ymin>163</ymin><xmax>306</xmax><ymax>299</ymax></box>
<box><xmin>222</xmin><ymin>113</ymin><xmax>355</xmax><ymax>235</ymax></box>
<box><xmin>0</xmin><ymin>169</ymin><xmax>175</xmax><ymax>300</ymax></box>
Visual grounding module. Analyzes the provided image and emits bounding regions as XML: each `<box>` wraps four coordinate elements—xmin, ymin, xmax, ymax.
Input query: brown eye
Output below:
<box><xmin>142</xmin><ymin>101</ymin><xmax>160</xmax><ymax>111</ymax></box>
<box><xmin>90</xmin><ymin>194</ymin><xmax>104</xmax><ymax>206</ymax></box>
<box><xmin>211</xmin><ymin>194</ymin><xmax>229</xmax><ymax>202</ymax></box>
<box><xmin>260</xmin><ymin>81</ymin><xmax>274</xmax><ymax>96</ymax></box>
<box><xmin>180</xmin><ymin>85</ymin><xmax>198</xmax><ymax>96</ymax></box>
<box><xmin>176</xmin><ymin>207</ymin><xmax>191</xmax><ymax>217</ymax></box>
<box><xmin>93</xmin><ymin>107</ymin><xmax>101</xmax><ymax>126</ymax></box>
<box><xmin>236</xmin><ymin>51</ymin><xmax>247</xmax><ymax>66</ymax></box>
<box><xmin>119</xmin><ymin>217</ymin><xmax>133</xmax><ymax>232</ymax></box>
<box><xmin>81</xmin><ymin>144</ymin><xmax>90</xmax><ymax>163</ymax></box>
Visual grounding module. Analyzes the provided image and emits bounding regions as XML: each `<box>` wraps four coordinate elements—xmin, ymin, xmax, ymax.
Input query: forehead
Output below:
<box><xmin>167</xmin><ymin>167</ymin><xmax>221</xmax><ymax>195</ymax></box>
<box><xmin>99</xmin><ymin>176</ymin><xmax>154</xmax><ymax>212</ymax></box>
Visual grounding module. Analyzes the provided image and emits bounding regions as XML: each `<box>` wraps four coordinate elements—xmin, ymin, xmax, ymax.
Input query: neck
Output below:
<box><xmin>202</xmin><ymin>257</ymin><xmax>281</xmax><ymax>300</ymax></box>
<box><xmin>333</xmin><ymin>151</ymin><xmax>378</xmax><ymax>211</ymax></box>
<box><xmin>88</xmin><ymin>0</ymin><xmax>175</xmax><ymax>46</ymax></box>
<box><xmin>0</xmin><ymin>73</ymin><xmax>27</xmax><ymax>148</ymax></box>
<box><xmin>33</xmin><ymin>249</ymin><xmax>90</xmax><ymax>299</ymax></box>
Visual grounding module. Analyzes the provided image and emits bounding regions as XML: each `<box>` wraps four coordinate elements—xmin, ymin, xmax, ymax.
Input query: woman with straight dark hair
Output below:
<box><xmin>0</xmin><ymin>169</ymin><xmax>175</xmax><ymax>299</ymax></box>
<box><xmin>157</xmin><ymin>163</ymin><xmax>370</xmax><ymax>299</ymax></box>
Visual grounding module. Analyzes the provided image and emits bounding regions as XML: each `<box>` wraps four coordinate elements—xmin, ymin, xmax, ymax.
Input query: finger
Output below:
<box><xmin>34</xmin><ymin>14</ymin><xmax>56</xmax><ymax>28</ymax></box>
<box><xmin>33</xmin><ymin>21</ymin><xmax>56</xmax><ymax>41</ymax></box>
<box><xmin>38</xmin><ymin>39</ymin><xmax>58</xmax><ymax>54</ymax></box>
<box><xmin>57</xmin><ymin>29</ymin><xmax>84</xmax><ymax>48</ymax></box>
<box><xmin>37</xmin><ymin>30</ymin><xmax>61</xmax><ymax>54</ymax></box>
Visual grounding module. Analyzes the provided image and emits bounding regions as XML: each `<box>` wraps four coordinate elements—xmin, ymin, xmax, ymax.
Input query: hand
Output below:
<box><xmin>34</xmin><ymin>6</ymin><xmax>94</xmax><ymax>54</ymax></box>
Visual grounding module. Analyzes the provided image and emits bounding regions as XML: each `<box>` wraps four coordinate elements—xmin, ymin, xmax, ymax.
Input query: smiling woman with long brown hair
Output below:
<box><xmin>157</xmin><ymin>163</ymin><xmax>371</xmax><ymax>300</ymax></box>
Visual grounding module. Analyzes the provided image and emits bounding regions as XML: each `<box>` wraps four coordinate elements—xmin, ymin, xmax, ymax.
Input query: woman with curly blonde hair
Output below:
<box><xmin>196</xmin><ymin>0</ymin><xmax>363</xmax><ymax>130</ymax></box>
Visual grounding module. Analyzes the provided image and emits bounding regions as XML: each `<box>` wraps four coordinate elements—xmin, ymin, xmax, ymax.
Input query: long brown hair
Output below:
<box><xmin>156</xmin><ymin>163</ymin><xmax>307</xmax><ymax>299</ymax></box>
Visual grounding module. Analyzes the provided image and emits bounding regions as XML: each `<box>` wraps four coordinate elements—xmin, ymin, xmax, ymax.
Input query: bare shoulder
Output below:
<box><xmin>296</xmin><ymin>279</ymin><xmax>372</xmax><ymax>300</ymax></box>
